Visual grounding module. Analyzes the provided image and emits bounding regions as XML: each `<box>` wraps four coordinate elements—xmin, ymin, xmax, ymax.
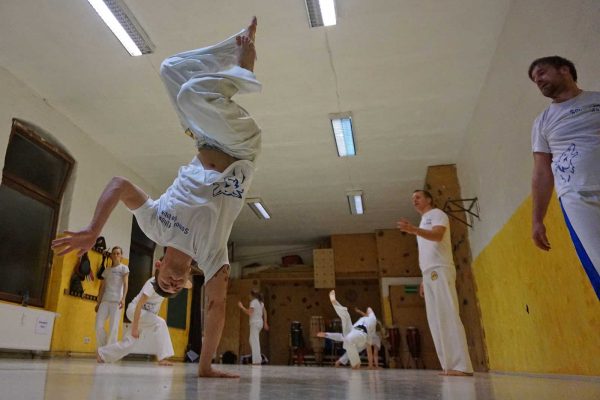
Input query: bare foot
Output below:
<box><xmin>316</xmin><ymin>332</ymin><xmax>326</xmax><ymax>338</ymax></box>
<box><xmin>440</xmin><ymin>370</ymin><xmax>473</xmax><ymax>377</ymax></box>
<box><xmin>96</xmin><ymin>350</ymin><xmax>104</xmax><ymax>364</ymax></box>
<box><xmin>158</xmin><ymin>359</ymin><xmax>173</xmax><ymax>366</ymax></box>
<box><xmin>198</xmin><ymin>367</ymin><xmax>240</xmax><ymax>378</ymax></box>
<box><xmin>247</xmin><ymin>16</ymin><xmax>257</xmax><ymax>41</ymax></box>
<box><xmin>334</xmin><ymin>360</ymin><xmax>341</xmax><ymax>368</ymax></box>
<box><xmin>236</xmin><ymin>35</ymin><xmax>256</xmax><ymax>72</ymax></box>
<box><xmin>329</xmin><ymin>290</ymin><xmax>336</xmax><ymax>302</ymax></box>
<box><xmin>236</xmin><ymin>17</ymin><xmax>257</xmax><ymax>72</ymax></box>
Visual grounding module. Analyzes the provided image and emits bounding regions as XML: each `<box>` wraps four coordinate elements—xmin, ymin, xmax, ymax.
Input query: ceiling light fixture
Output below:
<box><xmin>347</xmin><ymin>191</ymin><xmax>364</xmax><ymax>215</ymax></box>
<box><xmin>330</xmin><ymin>112</ymin><xmax>356</xmax><ymax>157</ymax></box>
<box><xmin>305</xmin><ymin>0</ymin><xmax>337</xmax><ymax>28</ymax></box>
<box><xmin>86</xmin><ymin>0</ymin><xmax>154</xmax><ymax>56</ymax></box>
<box><xmin>246</xmin><ymin>198</ymin><xmax>271</xmax><ymax>220</ymax></box>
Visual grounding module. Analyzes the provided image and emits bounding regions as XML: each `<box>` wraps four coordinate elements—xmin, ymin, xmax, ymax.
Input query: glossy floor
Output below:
<box><xmin>1</xmin><ymin>359</ymin><xmax>599</xmax><ymax>400</ymax></box>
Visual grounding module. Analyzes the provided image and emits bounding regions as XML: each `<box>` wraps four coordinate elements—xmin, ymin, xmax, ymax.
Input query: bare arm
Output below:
<box><xmin>120</xmin><ymin>273</ymin><xmax>129</xmax><ymax>309</ymax></box>
<box><xmin>95</xmin><ymin>280</ymin><xmax>106</xmax><ymax>312</ymax></box>
<box><xmin>237</xmin><ymin>301</ymin><xmax>254</xmax><ymax>316</ymax></box>
<box><xmin>131</xmin><ymin>294</ymin><xmax>149</xmax><ymax>339</ymax></box>
<box><xmin>531</xmin><ymin>152</ymin><xmax>554</xmax><ymax>251</ymax></box>
<box><xmin>52</xmin><ymin>177</ymin><xmax>149</xmax><ymax>256</ymax></box>
<box><xmin>397</xmin><ymin>219</ymin><xmax>446</xmax><ymax>242</ymax></box>
<box><xmin>354</xmin><ymin>307</ymin><xmax>367</xmax><ymax>317</ymax></box>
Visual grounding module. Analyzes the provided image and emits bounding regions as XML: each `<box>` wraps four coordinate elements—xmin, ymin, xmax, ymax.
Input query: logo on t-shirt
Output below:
<box><xmin>553</xmin><ymin>143</ymin><xmax>578</xmax><ymax>184</ymax></box>
<box><xmin>212</xmin><ymin>168</ymin><xmax>247</xmax><ymax>199</ymax></box>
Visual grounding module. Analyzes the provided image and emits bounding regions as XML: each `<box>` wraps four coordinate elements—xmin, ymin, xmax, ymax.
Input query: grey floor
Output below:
<box><xmin>1</xmin><ymin>359</ymin><xmax>599</xmax><ymax>400</ymax></box>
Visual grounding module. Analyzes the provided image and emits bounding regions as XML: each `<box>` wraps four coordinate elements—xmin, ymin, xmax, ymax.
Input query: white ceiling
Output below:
<box><xmin>0</xmin><ymin>0</ymin><xmax>510</xmax><ymax>246</ymax></box>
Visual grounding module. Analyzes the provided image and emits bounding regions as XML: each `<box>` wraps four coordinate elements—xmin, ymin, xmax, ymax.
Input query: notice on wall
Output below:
<box><xmin>35</xmin><ymin>315</ymin><xmax>51</xmax><ymax>335</ymax></box>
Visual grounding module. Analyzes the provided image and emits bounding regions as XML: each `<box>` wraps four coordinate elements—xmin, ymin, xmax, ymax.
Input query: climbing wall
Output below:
<box><xmin>389</xmin><ymin>285</ymin><xmax>441</xmax><ymax>370</ymax></box>
<box><xmin>313</xmin><ymin>249</ymin><xmax>335</xmax><ymax>288</ymax></box>
<box><xmin>375</xmin><ymin>229</ymin><xmax>420</xmax><ymax>277</ymax></box>
<box><xmin>424</xmin><ymin>164</ymin><xmax>488</xmax><ymax>372</ymax></box>
<box><xmin>331</xmin><ymin>234</ymin><xmax>378</xmax><ymax>275</ymax></box>
<box><xmin>261</xmin><ymin>280</ymin><xmax>381</xmax><ymax>365</ymax></box>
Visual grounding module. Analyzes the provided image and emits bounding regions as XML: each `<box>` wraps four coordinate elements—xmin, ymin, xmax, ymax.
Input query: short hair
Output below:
<box><xmin>250</xmin><ymin>289</ymin><xmax>263</xmax><ymax>303</ymax></box>
<box><xmin>413</xmin><ymin>189</ymin><xmax>433</xmax><ymax>203</ymax></box>
<box><xmin>111</xmin><ymin>246</ymin><xmax>122</xmax><ymax>253</ymax></box>
<box><xmin>528</xmin><ymin>56</ymin><xmax>577</xmax><ymax>82</ymax></box>
<box><xmin>152</xmin><ymin>269</ymin><xmax>180</xmax><ymax>298</ymax></box>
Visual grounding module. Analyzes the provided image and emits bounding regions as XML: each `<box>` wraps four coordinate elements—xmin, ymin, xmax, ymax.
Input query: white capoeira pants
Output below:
<box><xmin>423</xmin><ymin>266</ymin><xmax>473</xmax><ymax>373</ymax></box>
<box><xmin>338</xmin><ymin>332</ymin><xmax>381</xmax><ymax>366</ymax></box>
<box><xmin>559</xmin><ymin>190</ymin><xmax>600</xmax><ymax>300</ymax></box>
<box><xmin>324</xmin><ymin>301</ymin><xmax>367</xmax><ymax>367</ymax></box>
<box><xmin>249</xmin><ymin>320</ymin><xmax>263</xmax><ymax>364</ymax></box>
<box><xmin>98</xmin><ymin>305</ymin><xmax>174</xmax><ymax>363</ymax></box>
<box><xmin>159</xmin><ymin>27</ymin><xmax>262</xmax><ymax>161</ymax></box>
<box><xmin>95</xmin><ymin>301</ymin><xmax>121</xmax><ymax>347</ymax></box>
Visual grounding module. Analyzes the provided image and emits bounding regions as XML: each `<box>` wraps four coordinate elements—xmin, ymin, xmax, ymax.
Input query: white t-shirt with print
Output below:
<box><xmin>531</xmin><ymin>91</ymin><xmax>600</xmax><ymax>197</ymax></box>
<box><xmin>132</xmin><ymin>156</ymin><xmax>254</xmax><ymax>281</ymax></box>
<box><xmin>129</xmin><ymin>278</ymin><xmax>165</xmax><ymax>315</ymax></box>
<box><xmin>100</xmin><ymin>264</ymin><xmax>129</xmax><ymax>302</ymax></box>
<box><xmin>249</xmin><ymin>298</ymin><xmax>263</xmax><ymax>323</ymax></box>
<box><xmin>417</xmin><ymin>208</ymin><xmax>454</xmax><ymax>272</ymax></box>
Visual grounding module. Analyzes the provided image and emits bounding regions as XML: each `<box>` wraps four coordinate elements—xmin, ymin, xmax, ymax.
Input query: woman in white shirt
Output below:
<box><xmin>238</xmin><ymin>289</ymin><xmax>269</xmax><ymax>365</ymax></box>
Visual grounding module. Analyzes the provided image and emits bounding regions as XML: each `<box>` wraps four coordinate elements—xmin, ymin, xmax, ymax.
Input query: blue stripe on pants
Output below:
<box><xmin>560</xmin><ymin>199</ymin><xmax>600</xmax><ymax>300</ymax></box>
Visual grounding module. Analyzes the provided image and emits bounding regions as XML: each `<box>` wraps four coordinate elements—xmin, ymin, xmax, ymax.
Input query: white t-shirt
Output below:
<box><xmin>531</xmin><ymin>91</ymin><xmax>600</xmax><ymax>197</ymax></box>
<box><xmin>417</xmin><ymin>208</ymin><xmax>454</xmax><ymax>272</ymax></box>
<box><xmin>129</xmin><ymin>278</ymin><xmax>165</xmax><ymax>315</ymax></box>
<box><xmin>100</xmin><ymin>264</ymin><xmax>129</xmax><ymax>302</ymax></box>
<box><xmin>249</xmin><ymin>298</ymin><xmax>263</xmax><ymax>323</ymax></box>
<box><xmin>132</xmin><ymin>156</ymin><xmax>254</xmax><ymax>281</ymax></box>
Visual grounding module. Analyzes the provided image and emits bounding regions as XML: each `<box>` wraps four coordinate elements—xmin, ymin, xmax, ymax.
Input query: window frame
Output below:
<box><xmin>0</xmin><ymin>119</ymin><xmax>74</xmax><ymax>306</ymax></box>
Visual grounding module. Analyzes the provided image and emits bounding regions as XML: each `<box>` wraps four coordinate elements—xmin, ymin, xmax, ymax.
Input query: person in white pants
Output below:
<box><xmin>53</xmin><ymin>17</ymin><xmax>262</xmax><ymax>379</ymax></box>
<box><xmin>334</xmin><ymin>307</ymin><xmax>379</xmax><ymax>369</ymax></box>
<box><xmin>398</xmin><ymin>190</ymin><xmax>473</xmax><ymax>376</ymax></box>
<box><xmin>317</xmin><ymin>291</ymin><xmax>371</xmax><ymax>369</ymax></box>
<box><xmin>97</xmin><ymin>273</ymin><xmax>178</xmax><ymax>366</ymax></box>
<box><xmin>95</xmin><ymin>246</ymin><xmax>129</xmax><ymax>348</ymax></box>
<box><xmin>529</xmin><ymin>56</ymin><xmax>600</xmax><ymax>300</ymax></box>
<box><xmin>238</xmin><ymin>289</ymin><xmax>269</xmax><ymax>365</ymax></box>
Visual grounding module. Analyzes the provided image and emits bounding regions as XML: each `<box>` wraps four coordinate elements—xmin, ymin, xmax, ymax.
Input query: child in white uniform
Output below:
<box><xmin>95</xmin><ymin>246</ymin><xmax>129</xmax><ymax>347</ymax></box>
<box><xmin>334</xmin><ymin>307</ymin><xmax>379</xmax><ymax>368</ymax></box>
<box><xmin>97</xmin><ymin>275</ymin><xmax>174</xmax><ymax>365</ymax></box>
<box><xmin>317</xmin><ymin>291</ymin><xmax>373</xmax><ymax>369</ymax></box>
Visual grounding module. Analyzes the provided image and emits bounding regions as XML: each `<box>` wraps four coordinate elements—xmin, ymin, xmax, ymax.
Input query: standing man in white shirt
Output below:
<box><xmin>398</xmin><ymin>190</ymin><xmax>473</xmax><ymax>376</ymax></box>
<box><xmin>529</xmin><ymin>56</ymin><xmax>600</xmax><ymax>300</ymax></box>
<box><xmin>53</xmin><ymin>17</ymin><xmax>261</xmax><ymax>378</ymax></box>
<box><xmin>95</xmin><ymin>246</ymin><xmax>129</xmax><ymax>347</ymax></box>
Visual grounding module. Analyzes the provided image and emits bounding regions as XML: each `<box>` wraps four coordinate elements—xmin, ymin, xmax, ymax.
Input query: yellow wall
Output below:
<box><xmin>473</xmin><ymin>195</ymin><xmax>600</xmax><ymax>375</ymax></box>
<box><xmin>47</xmin><ymin>251</ymin><xmax>191</xmax><ymax>360</ymax></box>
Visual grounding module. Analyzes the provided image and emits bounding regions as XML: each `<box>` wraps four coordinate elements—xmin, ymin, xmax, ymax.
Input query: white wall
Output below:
<box><xmin>0</xmin><ymin>67</ymin><xmax>159</xmax><ymax>257</ymax></box>
<box><xmin>457</xmin><ymin>0</ymin><xmax>600</xmax><ymax>257</ymax></box>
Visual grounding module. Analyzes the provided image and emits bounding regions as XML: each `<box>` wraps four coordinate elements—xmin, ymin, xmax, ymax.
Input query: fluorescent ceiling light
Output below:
<box><xmin>247</xmin><ymin>198</ymin><xmax>271</xmax><ymax>220</ymax></box>
<box><xmin>86</xmin><ymin>0</ymin><xmax>154</xmax><ymax>56</ymax></box>
<box><xmin>305</xmin><ymin>0</ymin><xmax>337</xmax><ymax>28</ymax></box>
<box><xmin>347</xmin><ymin>191</ymin><xmax>364</xmax><ymax>215</ymax></box>
<box><xmin>330</xmin><ymin>112</ymin><xmax>356</xmax><ymax>157</ymax></box>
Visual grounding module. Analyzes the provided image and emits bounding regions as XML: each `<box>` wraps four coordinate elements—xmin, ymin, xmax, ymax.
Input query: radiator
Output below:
<box><xmin>0</xmin><ymin>303</ymin><xmax>58</xmax><ymax>351</ymax></box>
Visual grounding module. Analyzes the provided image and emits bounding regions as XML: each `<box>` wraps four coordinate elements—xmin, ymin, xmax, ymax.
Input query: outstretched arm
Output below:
<box><xmin>52</xmin><ymin>177</ymin><xmax>148</xmax><ymax>256</ymax></box>
<box><xmin>397</xmin><ymin>219</ymin><xmax>445</xmax><ymax>242</ymax></box>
